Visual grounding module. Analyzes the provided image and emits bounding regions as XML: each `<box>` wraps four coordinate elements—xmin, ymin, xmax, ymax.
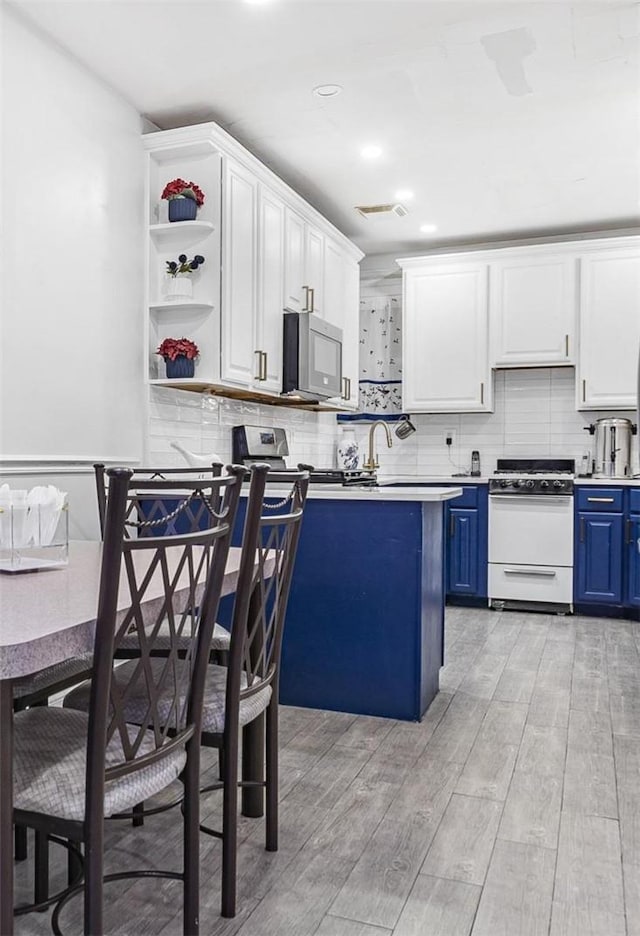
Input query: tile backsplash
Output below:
<box><xmin>148</xmin><ymin>387</ymin><xmax>337</xmax><ymax>468</ymax></box>
<box><xmin>345</xmin><ymin>367</ymin><xmax>637</xmax><ymax>478</ymax></box>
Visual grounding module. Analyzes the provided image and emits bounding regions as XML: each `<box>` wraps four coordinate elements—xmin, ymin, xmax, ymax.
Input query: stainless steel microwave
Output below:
<box><xmin>282</xmin><ymin>312</ymin><xmax>343</xmax><ymax>400</ymax></box>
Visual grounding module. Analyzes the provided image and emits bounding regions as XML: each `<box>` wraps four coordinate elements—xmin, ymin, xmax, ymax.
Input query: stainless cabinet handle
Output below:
<box><xmin>480</xmin><ymin>382</ymin><xmax>484</xmax><ymax>405</ymax></box>
<box><xmin>565</xmin><ymin>334</ymin><xmax>569</xmax><ymax>357</ymax></box>
<box><xmin>302</xmin><ymin>286</ymin><xmax>310</xmax><ymax>312</ymax></box>
<box><xmin>504</xmin><ymin>568</ymin><xmax>557</xmax><ymax>577</ymax></box>
<box><xmin>627</xmin><ymin>519</ymin><xmax>634</xmax><ymax>544</ymax></box>
<box><xmin>342</xmin><ymin>377</ymin><xmax>351</xmax><ymax>401</ymax></box>
<box><xmin>586</xmin><ymin>497</ymin><xmax>614</xmax><ymax>503</ymax></box>
<box><xmin>450</xmin><ymin>513</ymin><xmax>455</xmax><ymax>537</ymax></box>
<box><xmin>255</xmin><ymin>350</ymin><xmax>267</xmax><ymax>381</ymax></box>
<box><xmin>309</xmin><ymin>287</ymin><xmax>315</xmax><ymax>313</ymax></box>
<box><xmin>580</xmin><ymin>517</ymin><xmax>586</xmax><ymax>543</ymax></box>
<box><xmin>582</xmin><ymin>379</ymin><xmax>586</xmax><ymax>402</ymax></box>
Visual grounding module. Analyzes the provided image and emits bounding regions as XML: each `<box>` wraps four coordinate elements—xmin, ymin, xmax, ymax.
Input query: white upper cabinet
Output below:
<box><xmin>400</xmin><ymin>260</ymin><xmax>492</xmax><ymax>413</ymax></box>
<box><xmin>284</xmin><ymin>208</ymin><xmax>325</xmax><ymax>316</ymax></box>
<box><xmin>283</xmin><ymin>208</ymin><xmax>306</xmax><ymax>313</ymax></box>
<box><xmin>577</xmin><ymin>243</ymin><xmax>640</xmax><ymax>410</ymax></box>
<box><xmin>144</xmin><ymin>122</ymin><xmax>363</xmax><ymax>404</ymax></box>
<box><xmin>490</xmin><ymin>253</ymin><xmax>577</xmax><ymax>367</ymax></box>
<box><xmin>255</xmin><ymin>185</ymin><xmax>284</xmax><ymax>394</ymax></box>
<box><xmin>220</xmin><ymin>157</ymin><xmax>258</xmax><ymax>388</ymax></box>
<box><xmin>305</xmin><ymin>224</ymin><xmax>324</xmax><ymax>316</ymax></box>
<box><xmin>323</xmin><ymin>239</ymin><xmax>360</xmax><ymax>409</ymax></box>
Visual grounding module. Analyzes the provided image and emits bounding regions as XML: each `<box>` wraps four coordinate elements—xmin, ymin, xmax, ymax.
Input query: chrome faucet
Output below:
<box><xmin>362</xmin><ymin>420</ymin><xmax>393</xmax><ymax>470</ymax></box>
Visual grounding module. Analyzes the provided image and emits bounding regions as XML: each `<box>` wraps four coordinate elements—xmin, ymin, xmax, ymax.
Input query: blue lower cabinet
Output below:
<box><xmin>447</xmin><ymin>509</ymin><xmax>479</xmax><ymax>594</ymax></box>
<box><xmin>444</xmin><ymin>486</ymin><xmax>488</xmax><ymax>601</ymax></box>
<box><xmin>627</xmin><ymin>515</ymin><xmax>640</xmax><ymax>607</ymax></box>
<box><xmin>576</xmin><ymin>511</ymin><xmax>624</xmax><ymax>604</ymax></box>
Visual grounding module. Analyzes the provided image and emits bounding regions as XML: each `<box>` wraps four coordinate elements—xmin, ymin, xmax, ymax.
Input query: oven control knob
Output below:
<box><xmin>516</xmin><ymin>480</ymin><xmax>526</xmax><ymax>488</ymax></box>
<box><xmin>500</xmin><ymin>480</ymin><xmax>509</xmax><ymax>488</ymax></box>
<box><xmin>553</xmin><ymin>480</ymin><xmax>564</xmax><ymax>488</ymax></box>
<box><xmin>540</xmin><ymin>480</ymin><xmax>549</xmax><ymax>488</ymax></box>
<box><xmin>525</xmin><ymin>480</ymin><xmax>535</xmax><ymax>488</ymax></box>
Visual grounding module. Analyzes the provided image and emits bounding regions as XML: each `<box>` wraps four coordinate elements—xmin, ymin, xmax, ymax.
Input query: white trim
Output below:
<box><xmin>0</xmin><ymin>456</ymin><xmax>141</xmax><ymax>464</ymax></box>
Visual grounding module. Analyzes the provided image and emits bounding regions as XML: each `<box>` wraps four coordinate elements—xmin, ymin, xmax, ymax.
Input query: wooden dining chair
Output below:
<box><xmin>65</xmin><ymin>464</ymin><xmax>310</xmax><ymax>918</ymax></box>
<box><xmin>12</xmin><ymin>464</ymin><xmax>244</xmax><ymax>935</ymax></box>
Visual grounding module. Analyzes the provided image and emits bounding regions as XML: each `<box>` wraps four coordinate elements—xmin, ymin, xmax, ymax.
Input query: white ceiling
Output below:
<box><xmin>9</xmin><ymin>0</ymin><xmax>640</xmax><ymax>255</ymax></box>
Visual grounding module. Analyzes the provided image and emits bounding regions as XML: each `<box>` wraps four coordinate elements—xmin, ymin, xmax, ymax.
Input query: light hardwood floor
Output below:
<box><xmin>15</xmin><ymin>607</ymin><xmax>640</xmax><ymax>935</ymax></box>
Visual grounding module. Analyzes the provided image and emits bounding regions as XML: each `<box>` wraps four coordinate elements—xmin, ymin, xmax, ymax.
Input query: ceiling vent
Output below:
<box><xmin>354</xmin><ymin>203</ymin><xmax>409</xmax><ymax>221</ymax></box>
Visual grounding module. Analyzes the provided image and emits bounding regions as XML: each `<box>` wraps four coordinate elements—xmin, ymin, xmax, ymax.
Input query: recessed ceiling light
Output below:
<box><xmin>313</xmin><ymin>84</ymin><xmax>343</xmax><ymax>98</ymax></box>
<box><xmin>395</xmin><ymin>189</ymin><xmax>414</xmax><ymax>201</ymax></box>
<box><xmin>361</xmin><ymin>145</ymin><xmax>383</xmax><ymax>160</ymax></box>
<box><xmin>420</xmin><ymin>223</ymin><xmax>438</xmax><ymax>234</ymax></box>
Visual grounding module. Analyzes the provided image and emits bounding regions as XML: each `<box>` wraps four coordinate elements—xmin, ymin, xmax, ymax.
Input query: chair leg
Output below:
<box><xmin>183</xmin><ymin>740</ymin><xmax>201</xmax><ymax>936</ymax></box>
<box><xmin>14</xmin><ymin>825</ymin><xmax>28</xmax><ymax>862</ymax></box>
<box><xmin>221</xmin><ymin>730</ymin><xmax>239</xmax><ymax>918</ymax></box>
<box><xmin>217</xmin><ymin>749</ymin><xmax>225</xmax><ymax>782</ymax></box>
<box><xmin>84</xmin><ymin>822</ymin><xmax>104</xmax><ymax>936</ymax></box>
<box><xmin>265</xmin><ymin>703</ymin><xmax>278</xmax><ymax>852</ymax></box>
<box><xmin>132</xmin><ymin>801</ymin><xmax>145</xmax><ymax>828</ymax></box>
<box><xmin>34</xmin><ymin>830</ymin><xmax>49</xmax><ymax>906</ymax></box>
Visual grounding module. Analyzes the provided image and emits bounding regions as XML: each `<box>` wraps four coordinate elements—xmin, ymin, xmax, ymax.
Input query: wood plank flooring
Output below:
<box><xmin>14</xmin><ymin>607</ymin><xmax>640</xmax><ymax>935</ymax></box>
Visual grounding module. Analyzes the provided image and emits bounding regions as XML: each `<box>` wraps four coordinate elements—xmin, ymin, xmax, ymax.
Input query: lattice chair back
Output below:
<box><xmin>84</xmin><ymin>465</ymin><xmax>244</xmax><ymax>831</ymax></box>
<box><xmin>93</xmin><ymin>462</ymin><xmax>225</xmax><ymax>540</ymax></box>
<box><xmin>224</xmin><ymin>466</ymin><xmax>309</xmax><ymax>733</ymax></box>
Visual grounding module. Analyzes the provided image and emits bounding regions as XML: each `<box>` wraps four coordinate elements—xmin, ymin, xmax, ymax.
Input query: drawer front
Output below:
<box><xmin>489</xmin><ymin>563</ymin><xmax>573</xmax><ymax>604</ymax></box>
<box><xmin>448</xmin><ymin>485</ymin><xmax>479</xmax><ymax>508</ymax></box>
<box><xmin>576</xmin><ymin>487</ymin><xmax>624</xmax><ymax>512</ymax></box>
<box><xmin>629</xmin><ymin>489</ymin><xmax>640</xmax><ymax>513</ymax></box>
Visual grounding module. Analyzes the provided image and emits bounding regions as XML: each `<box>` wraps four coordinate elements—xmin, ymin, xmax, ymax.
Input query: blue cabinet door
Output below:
<box><xmin>447</xmin><ymin>508</ymin><xmax>479</xmax><ymax>594</ymax></box>
<box><xmin>627</xmin><ymin>515</ymin><xmax>640</xmax><ymax>607</ymax></box>
<box><xmin>576</xmin><ymin>512</ymin><xmax>624</xmax><ymax>604</ymax></box>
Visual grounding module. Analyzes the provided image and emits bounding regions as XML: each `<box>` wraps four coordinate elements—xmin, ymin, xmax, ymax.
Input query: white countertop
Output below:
<box><xmin>574</xmin><ymin>477</ymin><xmax>639</xmax><ymax>486</ymax></box>
<box><xmin>378</xmin><ymin>474</ymin><xmax>489</xmax><ymax>485</ymax></box>
<box><xmin>303</xmin><ymin>485</ymin><xmax>463</xmax><ymax>502</ymax></box>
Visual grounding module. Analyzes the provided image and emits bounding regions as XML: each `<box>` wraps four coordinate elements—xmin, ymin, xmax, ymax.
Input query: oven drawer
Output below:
<box><xmin>576</xmin><ymin>488</ymin><xmax>624</xmax><ymax>512</ymax></box>
<box><xmin>488</xmin><ymin>563</ymin><xmax>573</xmax><ymax>604</ymax></box>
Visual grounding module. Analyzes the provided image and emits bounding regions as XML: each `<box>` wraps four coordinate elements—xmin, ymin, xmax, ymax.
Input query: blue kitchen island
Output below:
<box><xmin>279</xmin><ymin>485</ymin><xmax>461</xmax><ymax>721</ymax></box>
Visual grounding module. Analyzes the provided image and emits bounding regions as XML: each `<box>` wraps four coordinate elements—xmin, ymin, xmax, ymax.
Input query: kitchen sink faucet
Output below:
<box><xmin>362</xmin><ymin>420</ymin><xmax>393</xmax><ymax>470</ymax></box>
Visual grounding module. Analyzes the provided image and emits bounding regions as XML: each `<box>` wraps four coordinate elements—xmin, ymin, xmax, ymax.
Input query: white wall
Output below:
<box><xmin>0</xmin><ymin>8</ymin><xmax>145</xmax><ymax>465</ymax></box>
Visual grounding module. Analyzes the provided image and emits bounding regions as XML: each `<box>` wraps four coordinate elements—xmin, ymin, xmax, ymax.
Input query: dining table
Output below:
<box><xmin>0</xmin><ymin>539</ymin><xmax>265</xmax><ymax>935</ymax></box>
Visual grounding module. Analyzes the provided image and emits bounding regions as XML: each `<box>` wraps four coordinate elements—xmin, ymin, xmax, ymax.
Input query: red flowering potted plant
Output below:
<box><xmin>156</xmin><ymin>337</ymin><xmax>199</xmax><ymax>379</ymax></box>
<box><xmin>161</xmin><ymin>178</ymin><xmax>206</xmax><ymax>223</ymax></box>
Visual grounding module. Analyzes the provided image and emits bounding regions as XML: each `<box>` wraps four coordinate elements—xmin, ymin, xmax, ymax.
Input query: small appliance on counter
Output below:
<box><xmin>585</xmin><ymin>418</ymin><xmax>636</xmax><ymax>478</ymax></box>
<box><xmin>470</xmin><ymin>450</ymin><xmax>481</xmax><ymax>477</ymax></box>
<box><xmin>232</xmin><ymin>425</ymin><xmax>377</xmax><ymax>486</ymax></box>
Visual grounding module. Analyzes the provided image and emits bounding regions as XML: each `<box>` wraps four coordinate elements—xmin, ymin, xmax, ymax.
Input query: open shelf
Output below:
<box><xmin>149</xmin><ymin>221</ymin><xmax>215</xmax><ymax>238</ymax></box>
<box><xmin>149</xmin><ymin>301</ymin><xmax>215</xmax><ymax>314</ymax></box>
<box><xmin>147</xmin><ymin>379</ymin><xmax>353</xmax><ymax>411</ymax></box>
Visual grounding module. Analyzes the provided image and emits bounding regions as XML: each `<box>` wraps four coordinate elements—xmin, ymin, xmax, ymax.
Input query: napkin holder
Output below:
<box><xmin>0</xmin><ymin>498</ymin><xmax>69</xmax><ymax>573</ymax></box>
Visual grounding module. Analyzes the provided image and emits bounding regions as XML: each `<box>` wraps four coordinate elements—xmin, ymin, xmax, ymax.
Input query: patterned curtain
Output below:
<box><xmin>358</xmin><ymin>296</ymin><xmax>403</xmax><ymax>419</ymax></box>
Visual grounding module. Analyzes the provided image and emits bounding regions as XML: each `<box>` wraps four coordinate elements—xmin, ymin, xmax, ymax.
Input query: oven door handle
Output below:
<box><xmin>503</xmin><ymin>568</ymin><xmax>557</xmax><ymax>577</ymax></box>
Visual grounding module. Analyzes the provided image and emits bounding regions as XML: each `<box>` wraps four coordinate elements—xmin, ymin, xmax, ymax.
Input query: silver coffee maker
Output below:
<box><xmin>586</xmin><ymin>418</ymin><xmax>637</xmax><ymax>478</ymax></box>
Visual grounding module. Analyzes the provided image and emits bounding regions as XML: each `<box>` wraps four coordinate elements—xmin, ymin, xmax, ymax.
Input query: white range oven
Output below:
<box><xmin>488</xmin><ymin>458</ymin><xmax>575</xmax><ymax>612</ymax></box>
